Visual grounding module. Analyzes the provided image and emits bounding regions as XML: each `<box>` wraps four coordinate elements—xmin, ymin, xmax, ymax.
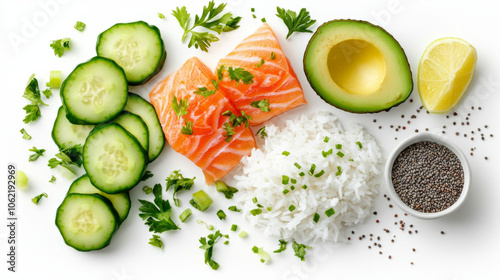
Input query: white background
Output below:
<box><xmin>1</xmin><ymin>0</ymin><xmax>499</xmax><ymax>279</ymax></box>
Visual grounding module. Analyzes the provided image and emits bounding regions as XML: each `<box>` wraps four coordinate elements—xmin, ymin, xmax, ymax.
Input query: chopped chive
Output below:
<box><xmin>282</xmin><ymin>151</ymin><xmax>290</xmax><ymax>156</ymax></box>
<box><xmin>290</xmin><ymin>185</ymin><xmax>295</xmax><ymax>190</ymax></box>
<box><xmin>231</xmin><ymin>224</ymin><xmax>238</xmax><ymax>231</ymax></box>
<box><xmin>322</xmin><ymin>149</ymin><xmax>333</xmax><ymax>158</ymax></box>
<box><xmin>239</xmin><ymin>231</ymin><xmax>248</xmax><ymax>238</ymax></box>
<box><xmin>252</xmin><ymin>246</ymin><xmax>259</xmax><ymax>253</ymax></box>
<box><xmin>313</xmin><ymin>213</ymin><xmax>320</xmax><ymax>223</ymax></box>
<box><xmin>20</xmin><ymin>128</ymin><xmax>32</xmax><ymax>140</ymax></box>
<box><xmin>257</xmin><ymin>204</ymin><xmax>264</xmax><ymax>208</ymax></box>
<box><xmin>228</xmin><ymin>205</ymin><xmax>241</xmax><ymax>212</ymax></box>
<box><xmin>216</xmin><ymin>209</ymin><xmax>226</xmax><ymax>220</ymax></box>
<box><xmin>282</xmin><ymin>175</ymin><xmax>289</xmax><ymax>185</ymax></box>
<box><xmin>290</xmin><ymin>178</ymin><xmax>297</xmax><ymax>184</ymax></box>
<box><xmin>325</xmin><ymin>208</ymin><xmax>335</xmax><ymax>217</ymax></box>
<box><xmin>142</xmin><ymin>186</ymin><xmax>153</xmax><ymax>194</ymax></box>
<box><xmin>158</xmin><ymin>12</ymin><xmax>165</xmax><ymax>19</ymax></box>
<box><xmin>314</xmin><ymin>170</ymin><xmax>325</xmax><ymax>178</ymax></box>
<box><xmin>251</xmin><ymin>8</ymin><xmax>255</xmax><ymax>12</ymax></box>
<box><xmin>267</xmin><ymin>207</ymin><xmax>272</xmax><ymax>211</ymax></box>
<box><xmin>74</xmin><ymin>21</ymin><xmax>86</xmax><ymax>31</ymax></box>
<box><xmin>196</xmin><ymin>219</ymin><xmax>214</xmax><ymax>230</ymax></box>
<box><xmin>250</xmin><ymin>208</ymin><xmax>262</xmax><ymax>216</ymax></box>
<box><xmin>323</xmin><ymin>136</ymin><xmax>330</xmax><ymax>143</ymax></box>
<box><xmin>308</xmin><ymin>164</ymin><xmax>316</xmax><ymax>175</ymax></box>
<box><xmin>252</xmin><ymin>197</ymin><xmax>258</xmax><ymax>203</ymax></box>
<box><xmin>294</xmin><ymin>162</ymin><xmax>301</xmax><ymax>169</ymax></box>
<box><xmin>261</xmin><ymin>18</ymin><xmax>266</xmax><ymax>22</ymax></box>
<box><xmin>224</xmin><ymin>240</ymin><xmax>229</xmax><ymax>245</ymax></box>
<box><xmin>270</xmin><ymin>52</ymin><xmax>276</xmax><ymax>60</ymax></box>
<box><xmin>299</xmin><ymin>172</ymin><xmax>305</xmax><ymax>177</ymax></box>
<box><xmin>335</xmin><ymin>166</ymin><xmax>342</xmax><ymax>176</ymax></box>
<box><xmin>301</xmin><ymin>185</ymin><xmax>307</xmax><ymax>189</ymax></box>
<box><xmin>283</xmin><ymin>189</ymin><xmax>289</xmax><ymax>195</ymax></box>
<box><xmin>356</xmin><ymin>141</ymin><xmax>363</xmax><ymax>149</ymax></box>
<box><xmin>335</xmin><ymin>144</ymin><xmax>342</xmax><ymax>149</ymax></box>
<box><xmin>255</xmin><ymin>58</ymin><xmax>265</xmax><ymax>68</ymax></box>
<box><xmin>252</xmin><ymin>14</ymin><xmax>257</xmax><ymax>19</ymax></box>
<box><xmin>289</xmin><ymin>205</ymin><xmax>296</xmax><ymax>211</ymax></box>
<box><xmin>179</xmin><ymin>208</ymin><xmax>192</xmax><ymax>223</ymax></box>
<box><xmin>49</xmin><ymin>176</ymin><xmax>56</xmax><ymax>184</ymax></box>
<box><xmin>32</xmin><ymin>193</ymin><xmax>48</xmax><ymax>205</ymax></box>
<box><xmin>349</xmin><ymin>159</ymin><xmax>354</xmax><ymax>162</ymax></box>
<box><xmin>337</xmin><ymin>151</ymin><xmax>345</xmax><ymax>158</ymax></box>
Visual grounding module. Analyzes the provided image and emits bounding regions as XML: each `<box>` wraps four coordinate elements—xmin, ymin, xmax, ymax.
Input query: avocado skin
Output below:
<box><xmin>303</xmin><ymin>19</ymin><xmax>413</xmax><ymax>114</ymax></box>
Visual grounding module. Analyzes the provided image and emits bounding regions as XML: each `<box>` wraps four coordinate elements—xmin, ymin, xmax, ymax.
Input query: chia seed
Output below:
<box><xmin>391</xmin><ymin>141</ymin><xmax>464</xmax><ymax>213</ymax></box>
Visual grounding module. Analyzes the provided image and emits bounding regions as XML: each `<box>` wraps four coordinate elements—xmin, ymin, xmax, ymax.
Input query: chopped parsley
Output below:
<box><xmin>49</xmin><ymin>176</ymin><xmax>56</xmax><ymax>184</ymax></box>
<box><xmin>292</xmin><ymin>241</ymin><xmax>311</xmax><ymax>261</ymax></box>
<box><xmin>273</xmin><ymin>239</ymin><xmax>287</xmax><ymax>253</ymax></box>
<box><xmin>250</xmin><ymin>99</ymin><xmax>270</xmax><ymax>112</ymax></box>
<box><xmin>158</xmin><ymin>13</ymin><xmax>166</xmax><ymax>19</ymax></box>
<box><xmin>221</xmin><ymin>110</ymin><xmax>252</xmax><ymax>141</ymax></box>
<box><xmin>20</xmin><ymin>128</ymin><xmax>32</xmax><ymax>140</ymax></box>
<box><xmin>42</xmin><ymin>89</ymin><xmax>52</xmax><ymax>99</ymax></box>
<box><xmin>228</xmin><ymin>205</ymin><xmax>241</xmax><ymax>212</ymax></box>
<box><xmin>138</xmin><ymin>184</ymin><xmax>180</xmax><ymax>233</ymax></box>
<box><xmin>255</xmin><ymin>126</ymin><xmax>268</xmax><ymax>138</ymax></box>
<box><xmin>194</xmin><ymin>86</ymin><xmax>216</xmax><ymax>98</ymax></box>
<box><xmin>270</xmin><ymin>52</ymin><xmax>277</xmax><ymax>60</ymax></box>
<box><xmin>50</xmin><ymin>38</ymin><xmax>70</xmax><ymax>57</ymax></box>
<box><xmin>23</xmin><ymin>74</ymin><xmax>48</xmax><ymax>124</ymax></box>
<box><xmin>288</xmin><ymin>205</ymin><xmax>296</xmax><ymax>211</ymax></box>
<box><xmin>32</xmin><ymin>193</ymin><xmax>48</xmax><ymax>205</ymax></box>
<box><xmin>165</xmin><ymin>170</ymin><xmax>195</xmax><ymax>207</ymax></box>
<box><xmin>323</xmin><ymin>136</ymin><xmax>330</xmax><ymax>143</ymax></box>
<box><xmin>181</xmin><ymin>119</ymin><xmax>193</xmax><ymax>135</ymax></box>
<box><xmin>172</xmin><ymin>95</ymin><xmax>189</xmax><ymax>119</ymax></box>
<box><xmin>255</xmin><ymin>58</ymin><xmax>265</xmax><ymax>68</ymax></box>
<box><xmin>276</xmin><ymin>7</ymin><xmax>316</xmax><ymax>39</ymax></box>
<box><xmin>149</xmin><ymin>234</ymin><xmax>163</xmax><ymax>248</ymax></box>
<box><xmin>313</xmin><ymin>213</ymin><xmax>320</xmax><ymax>223</ymax></box>
<box><xmin>48</xmin><ymin>145</ymin><xmax>83</xmax><ymax>169</ymax></box>
<box><xmin>199</xmin><ymin>230</ymin><xmax>225</xmax><ymax>270</ymax></box>
<box><xmin>28</xmin><ymin>146</ymin><xmax>45</xmax><ymax>162</ymax></box>
<box><xmin>215</xmin><ymin>180</ymin><xmax>238</xmax><ymax>199</ymax></box>
<box><xmin>227</xmin><ymin>67</ymin><xmax>254</xmax><ymax>85</ymax></box>
<box><xmin>282</xmin><ymin>151</ymin><xmax>290</xmax><ymax>156</ymax></box>
<box><xmin>231</xmin><ymin>224</ymin><xmax>238</xmax><ymax>231</ymax></box>
<box><xmin>172</xmin><ymin>1</ymin><xmax>241</xmax><ymax>52</ymax></box>
<box><xmin>141</xmin><ymin>170</ymin><xmax>154</xmax><ymax>181</ymax></box>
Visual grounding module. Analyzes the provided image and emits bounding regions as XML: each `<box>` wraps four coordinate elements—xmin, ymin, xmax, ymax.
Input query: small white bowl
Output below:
<box><xmin>384</xmin><ymin>132</ymin><xmax>471</xmax><ymax>219</ymax></box>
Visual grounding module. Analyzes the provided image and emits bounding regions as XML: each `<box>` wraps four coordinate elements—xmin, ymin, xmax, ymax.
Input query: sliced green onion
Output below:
<box><xmin>290</xmin><ymin>178</ymin><xmax>297</xmax><ymax>184</ymax></box>
<box><xmin>74</xmin><ymin>21</ymin><xmax>86</xmax><ymax>31</ymax></box>
<box><xmin>349</xmin><ymin>159</ymin><xmax>354</xmax><ymax>162</ymax></box>
<box><xmin>20</xmin><ymin>128</ymin><xmax>31</xmax><ymax>140</ymax></box>
<box><xmin>282</xmin><ymin>175</ymin><xmax>289</xmax><ymax>185</ymax></box>
<box><xmin>288</xmin><ymin>205</ymin><xmax>296</xmax><ymax>212</ymax></box>
<box><xmin>142</xmin><ymin>185</ymin><xmax>153</xmax><ymax>194</ymax></box>
<box><xmin>290</xmin><ymin>185</ymin><xmax>295</xmax><ymax>190</ymax></box>
<box><xmin>294</xmin><ymin>162</ymin><xmax>301</xmax><ymax>169</ymax></box>
<box><xmin>196</xmin><ymin>219</ymin><xmax>214</xmax><ymax>230</ymax></box>
<box><xmin>252</xmin><ymin>246</ymin><xmax>259</xmax><ymax>253</ymax></box>
<box><xmin>308</xmin><ymin>164</ymin><xmax>316</xmax><ymax>175</ymax></box>
<box><xmin>16</xmin><ymin>170</ymin><xmax>29</xmax><ymax>191</ymax></box>
<box><xmin>49</xmin><ymin>176</ymin><xmax>56</xmax><ymax>184</ymax></box>
<box><xmin>257</xmin><ymin>204</ymin><xmax>264</xmax><ymax>208</ymax></box>
<box><xmin>313</xmin><ymin>213</ymin><xmax>320</xmax><ymax>223</ymax></box>
<box><xmin>299</xmin><ymin>172</ymin><xmax>305</xmax><ymax>177</ymax></box>
<box><xmin>322</xmin><ymin>149</ymin><xmax>333</xmax><ymax>158</ymax></box>
<box><xmin>282</xmin><ymin>151</ymin><xmax>290</xmax><ymax>156</ymax></box>
<box><xmin>301</xmin><ymin>185</ymin><xmax>307</xmax><ymax>189</ymax></box>
<box><xmin>337</xmin><ymin>151</ymin><xmax>345</xmax><ymax>158</ymax></box>
<box><xmin>324</xmin><ymin>136</ymin><xmax>330</xmax><ymax>143</ymax></box>
<box><xmin>267</xmin><ymin>207</ymin><xmax>272</xmax><ymax>211</ymax></box>
<box><xmin>250</xmin><ymin>208</ymin><xmax>262</xmax><ymax>216</ymax></box>
<box><xmin>228</xmin><ymin>205</ymin><xmax>241</xmax><ymax>212</ymax></box>
<box><xmin>252</xmin><ymin>197</ymin><xmax>258</xmax><ymax>203</ymax></box>
<box><xmin>215</xmin><ymin>180</ymin><xmax>238</xmax><ymax>199</ymax></box>
<box><xmin>335</xmin><ymin>144</ymin><xmax>342</xmax><ymax>149</ymax></box>
<box><xmin>32</xmin><ymin>193</ymin><xmax>47</xmax><ymax>205</ymax></box>
<box><xmin>335</xmin><ymin>166</ymin><xmax>342</xmax><ymax>176</ymax></box>
<box><xmin>224</xmin><ymin>240</ymin><xmax>229</xmax><ymax>245</ymax></box>
<box><xmin>231</xmin><ymin>224</ymin><xmax>238</xmax><ymax>231</ymax></box>
<box><xmin>325</xmin><ymin>208</ymin><xmax>335</xmax><ymax>217</ymax></box>
<box><xmin>239</xmin><ymin>231</ymin><xmax>248</xmax><ymax>238</ymax></box>
<box><xmin>216</xmin><ymin>209</ymin><xmax>226</xmax><ymax>220</ymax></box>
<box><xmin>356</xmin><ymin>141</ymin><xmax>363</xmax><ymax>149</ymax></box>
<box><xmin>189</xmin><ymin>190</ymin><xmax>213</xmax><ymax>212</ymax></box>
<box><xmin>283</xmin><ymin>189</ymin><xmax>289</xmax><ymax>195</ymax></box>
<box><xmin>179</xmin><ymin>208</ymin><xmax>192</xmax><ymax>223</ymax></box>
<box><xmin>252</xmin><ymin>14</ymin><xmax>257</xmax><ymax>19</ymax></box>
<box><xmin>49</xmin><ymin>70</ymin><xmax>62</xmax><ymax>89</ymax></box>
<box><xmin>270</xmin><ymin>52</ymin><xmax>276</xmax><ymax>60</ymax></box>
<box><xmin>252</xmin><ymin>246</ymin><xmax>271</xmax><ymax>263</ymax></box>
<box><xmin>314</xmin><ymin>170</ymin><xmax>325</xmax><ymax>178</ymax></box>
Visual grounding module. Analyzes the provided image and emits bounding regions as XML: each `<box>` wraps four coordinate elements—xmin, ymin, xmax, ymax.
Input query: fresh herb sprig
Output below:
<box><xmin>166</xmin><ymin>170</ymin><xmax>196</xmax><ymax>207</ymax></box>
<box><xmin>28</xmin><ymin>147</ymin><xmax>46</xmax><ymax>162</ymax></box>
<box><xmin>292</xmin><ymin>241</ymin><xmax>311</xmax><ymax>261</ymax></box>
<box><xmin>138</xmin><ymin>184</ymin><xmax>180</xmax><ymax>233</ymax></box>
<box><xmin>276</xmin><ymin>7</ymin><xmax>316</xmax><ymax>39</ymax></box>
<box><xmin>50</xmin><ymin>38</ymin><xmax>70</xmax><ymax>57</ymax></box>
<box><xmin>23</xmin><ymin>74</ymin><xmax>48</xmax><ymax>124</ymax></box>
<box><xmin>172</xmin><ymin>1</ymin><xmax>241</xmax><ymax>52</ymax></box>
<box><xmin>48</xmin><ymin>145</ymin><xmax>83</xmax><ymax>169</ymax></box>
<box><xmin>199</xmin><ymin>230</ymin><xmax>225</xmax><ymax>270</ymax></box>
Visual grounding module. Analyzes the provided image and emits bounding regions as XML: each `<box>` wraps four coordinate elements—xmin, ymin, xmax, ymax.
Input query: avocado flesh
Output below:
<box><xmin>304</xmin><ymin>20</ymin><xmax>413</xmax><ymax>113</ymax></box>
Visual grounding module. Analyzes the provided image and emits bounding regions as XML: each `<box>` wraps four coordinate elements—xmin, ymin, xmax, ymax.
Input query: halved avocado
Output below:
<box><xmin>304</xmin><ymin>20</ymin><xmax>413</xmax><ymax>113</ymax></box>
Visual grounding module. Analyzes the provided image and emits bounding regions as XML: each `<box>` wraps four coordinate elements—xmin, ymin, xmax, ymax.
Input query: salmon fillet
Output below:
<box><xmin>216</xmin><ymin>23</ymin><xmax>307</xmax><ymax>125</ymax></box>
<box><xmin>149</xmin><ymin>57</ymin><xmax>257</xmax><ymax>184</ymax></box>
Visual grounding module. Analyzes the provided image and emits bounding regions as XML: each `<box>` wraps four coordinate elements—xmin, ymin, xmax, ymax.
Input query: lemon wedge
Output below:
<box><xmin>418</xmin><ymin>37</ymin><xmax>477</xmax><ymax>113</ymax></box>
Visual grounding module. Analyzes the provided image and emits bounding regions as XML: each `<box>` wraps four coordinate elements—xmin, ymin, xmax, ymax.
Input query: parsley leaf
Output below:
<box><xmin>215</xmin><ymin>180</ymin><xmax>238</xmax><ymax>199</ymax></box>
<box><xmin>199</xmin><ymin>230</ymin><xmax>225</xmax><ymax>270</ymax></box>
<box><xmin>141</xmin><ymin>170</ymin><xmax>154</xmax><ymax>181</ymax></box>
<box><xmin>255</xmin><ymin>58</ymin><xmax>265</xmax><ymax>68</ymax></box>
<box><xmin>270</xmin><ymin>52</ymin><xmax>277</xmax><ymax>60</ymax></box>
<box><xmin>221</xmin><ymin>110</ymin><xmax>252</xmax><ymax>142</ymax></box>
<box><xmin>149</xmin><ymin>234</ymin><xmax>164</xmax><ymax>249</ymax></box>
<box><xmin>158</xmin><ymin>13</ymin><xmax>166</xmax><ymax>19</ymax></box>
<box><xmin>166</xmin><ymin>170</ymin><xmax>196</xmax><ymax>207</ymax></box>
<box><xmin>292</xmin><ymin>241</ymin><xmax>311</xmax><ymax>261</ymax></box>
<box><xmin>255</xmin><ymin>126</ymin><xmax>268</xmax><ymax>138</ymax></box>
<box><xmin>50</xmin><ymin>38</ymin><xmax>71</xmax><ymax>57</ymax></box>
<box><xmin>172</xmin><ymin>1</ymin><xmax>240</xmax><ymax>52</ymax></box>
<box><xmin>32</xmin><ymin>193</ymin><xmax>48</xmax><ymax>205</ymax></box>
<box><xmin>20</xmin><ymin>128</ymin><xmax>32</xmax><ymax>140</ymax></box>
<box><xmin>276</xmin><ymin>7</ymin><xmax>316</xmax><ymax>39</ymax></box>
<box><xmin>273</xmin><ymin>239</ymin><xmax>288</xmax><ymax>253</ymax></box>
<box><xmin>49</xmin><ymin>176</ymin><xmax>56</xmax><ymax>184</ymax></box>
<box><xmin>23</xmin><ymin>74</ymin><xmax>47</xmax><ymax>124</ymax></box>
<box><xmin>222</xmin><ymin>122</ymin><xmax>235</xmax><ymax>142</ymax></box>
<box><xmin>172</xmin><ymin>95</ymin><xmax>189</xmax><ymax>119</ymax></box>
<box><xmin>23</xmin><ymin>104</ymin><xmax>41</xmax><ymax>124</ymax></box>
<box><xmin>194</xmin><ymin>86</ymin><xmax>216</xmax><ymax>98</ymax></box>
<box><xmin>227</xmin><ymin>67</ymin><xmax>254</xmax><ymax>85</ymax></box>
<box><xmin>48</xmin><ymin>145</ymin><xmax>83</xmax><ymax>169</ymax></box>
<box><xmin>42</xmin><ymin>88</ymin><xmax>52</xmax><ymax>99</ymax></box>
<box><xmin>181</xmin><ymin>119</ymin><xmax>194</xmax><ymax>135</ymax></box>
<box><xmin>138</xmin><ymin>184</ymin><xmax>180</xmax><ymax>233</ymax></box>
<box><xmin>74</xmin><ymin>21</ymin><xmax>86</xmax><ymax>31</ymax></box>
<box><xmin>250</xmin><ymin>99</ymin><xmax>270</xmax><ymax>112</ymax></box>
<box><xmin>28</xmin><ymin>147</ymin><xmax>46</xmax><ymax>162</ymax></box>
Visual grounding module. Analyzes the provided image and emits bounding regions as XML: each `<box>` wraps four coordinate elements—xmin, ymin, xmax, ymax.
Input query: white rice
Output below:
<box><xmin>231</xmin><ymin>112</ymin><xmax>382</xmax><ymax>244</ymax></box>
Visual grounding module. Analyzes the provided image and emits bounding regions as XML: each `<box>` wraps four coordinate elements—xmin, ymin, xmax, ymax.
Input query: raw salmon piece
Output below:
<box><xmin>216</xmin><ymin>23</ymin><xmax>307</xmax><ymax>126</ymax></box>
<box><xmin>149</xmin><ymin>57</ymin><xmax>257</xmax><ymax>184</ymax></box>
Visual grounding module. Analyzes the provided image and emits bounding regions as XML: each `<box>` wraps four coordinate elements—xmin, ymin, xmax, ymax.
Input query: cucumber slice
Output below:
<box><xmin>55</xmin><ymin>193</ymin><xmax>119</xmax><ymax>251</ymax></box>
<box><xmin>52</xmin><ymin>106</ymin><xmax>94</xmax><ymax>149</ymax></box>
<box><xmin>67</xmin><ymin>174</ymin><xmax>131</xmax><ymax>223</ymax></box>
<box><xmin>96</xmin><ymin>21</ymin><xmax>166</xmax><ymax>85</ymax></box>
<box><xmin>83</xmin><ymin>123</ymin><xmax>147</xmax><ymax>194</ymax></box>
<box><xmin>61</xmin><ymin>56</ymin><xmax>128</xmax><ymax>124</ymax></box>
<box><xmin>123</xmin><ymin>93</ymin><xmax>165</xmax><ymax>162</ymax></box>
<box><xmin>110</xmin><ymin>111</ymin><xmax>149</xmax><ymax>153</ymax></box>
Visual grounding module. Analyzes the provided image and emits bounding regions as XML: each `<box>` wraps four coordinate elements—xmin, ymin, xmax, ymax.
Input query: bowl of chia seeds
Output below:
<box><xmin>385</xmin><ymin>132</ymin><xmax>471</xmax><ymax>219</ymax></box>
